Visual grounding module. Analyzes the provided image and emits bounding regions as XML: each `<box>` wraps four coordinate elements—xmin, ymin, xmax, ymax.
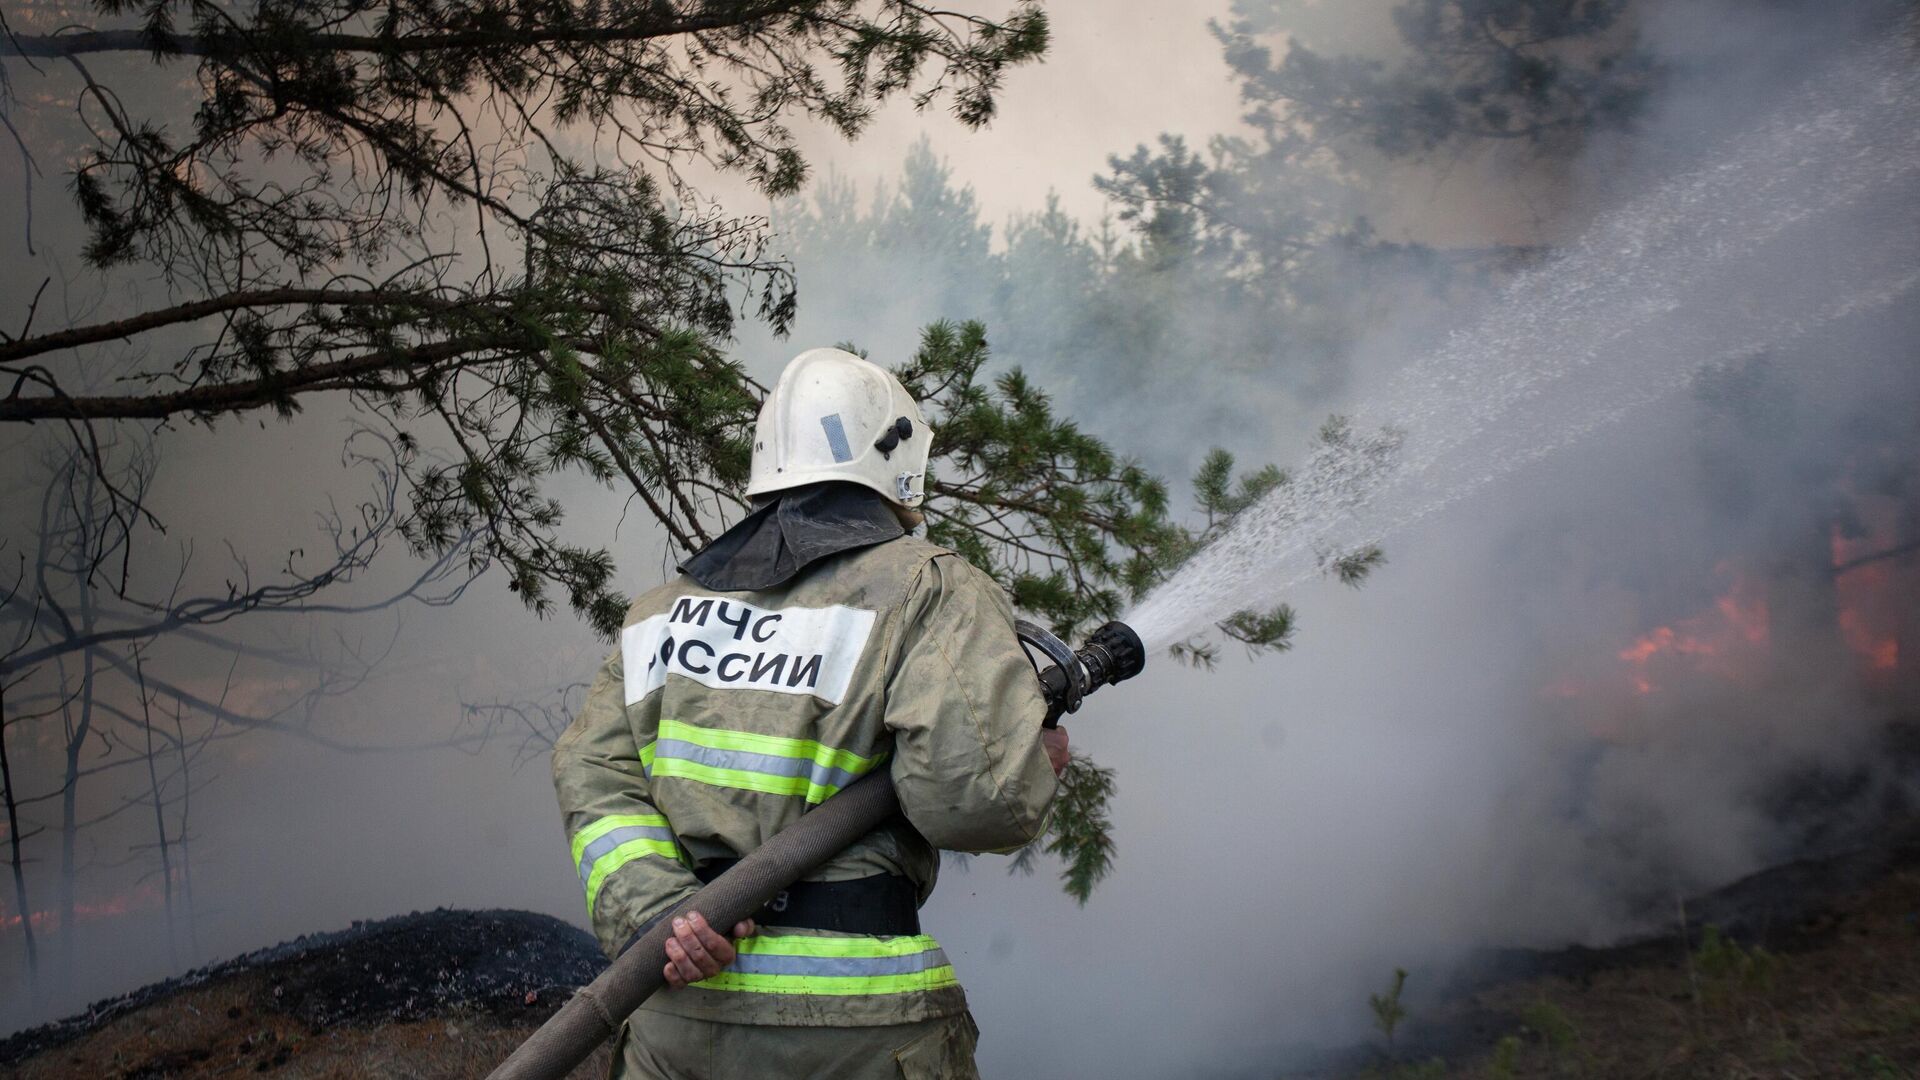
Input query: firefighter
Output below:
<box><xmin>552</xmin><ymin>348</ymin><xmax>1068</xmax><ymax>1078</ymax></box>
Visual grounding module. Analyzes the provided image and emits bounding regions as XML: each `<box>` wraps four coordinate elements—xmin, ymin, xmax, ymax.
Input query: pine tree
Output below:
<box><xmin>0</xmin><ymin>0</ymin><xmax>1050</xmax><ymax>636</ymax></box>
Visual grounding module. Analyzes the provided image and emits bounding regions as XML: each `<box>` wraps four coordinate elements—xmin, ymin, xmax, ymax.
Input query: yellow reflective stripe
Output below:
<box><xmin>640</xmin><ymin>740</ymin><xmax>656</xmax><ymax>773</ymax></box>
<box><xmin>569</xmin><ymin>813</ymin><xmax>671</xmax><ymax>869</ymax></box>
<box><xmin>583</xmin><ymin>837</ymin><xmax>680</xmax><ymax>917</ymax></box>
<box><xmin>736</xmin><ymin>934</ymin><xmax>942</xmax><ymax>959</ymax></box>
<box><xmin>651</xmin><ymin>757</ymin><xmax>842</xmax><ymax>803</ymax></box>
<box><xmin>658</xmin><ymin>718</ymin><xmax>878</xmax><ymax>775</ymax></box>
<box><xmin>694</xmin><ymin>934</ymin><xmax>957</xmax><ymax>996</ymax></box>
<box><xmin>691</xmin><ymin>967</ymin><xmax>959</xmax><ymax>996</ymax></box>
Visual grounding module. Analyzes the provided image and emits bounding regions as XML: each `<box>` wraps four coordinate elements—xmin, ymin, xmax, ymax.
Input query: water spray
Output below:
<box><xmin>1123</xmin><ymin>43</ymin><xmax>1920</xmax><ymax>651</ymax></box>
<box><xmin>486</xmin><ymin>621</ymin><xmax>1147</xmax><ymax>1080</ymax></box>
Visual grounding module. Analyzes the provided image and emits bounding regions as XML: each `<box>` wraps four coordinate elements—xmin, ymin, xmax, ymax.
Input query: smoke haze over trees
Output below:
<box><xmin>0</xmin><ymin>0</ymin><xmax>1323</xmax><ymax>1030</ymax></box>
<box><xmin>4</xmin><ymin>0</ymin><xmax>1920</xmax><ymax>1076</ymax></box>
<box><xmin>740</xmin><ymin>4</ymin><xmax>1920</xmax><ymax>1065</ymax></box>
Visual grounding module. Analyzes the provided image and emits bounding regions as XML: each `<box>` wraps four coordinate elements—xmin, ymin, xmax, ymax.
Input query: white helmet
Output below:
<box><xmin>746</xmin><ymin>348</ymin><xmax>930</xmax><ymax>508</ymax></box>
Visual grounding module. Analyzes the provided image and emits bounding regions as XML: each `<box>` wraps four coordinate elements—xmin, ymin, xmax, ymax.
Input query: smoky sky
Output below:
<box><xmin>3</xmin><ymin>4</ymin><xmax>1919</xmax><ymax>1080</ymax></box>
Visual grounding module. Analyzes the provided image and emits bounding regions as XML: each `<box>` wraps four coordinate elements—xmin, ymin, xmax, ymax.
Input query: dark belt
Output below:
<box><xmin>694</xmin><ymin>858</ymin><xmax>921</xmax><ymax>937</ymax></box>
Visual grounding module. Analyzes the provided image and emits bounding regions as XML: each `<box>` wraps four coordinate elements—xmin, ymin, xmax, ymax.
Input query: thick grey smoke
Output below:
<box><xmin>736</xmin><ymin>4</ymin><xmax>1920</xmax><ymax>1075</ymax></box>
<box><xmin>3</xmin><ymin>6</ymin><xmax>1918</xmax><ymax>1080</ymax></box>
<box><xmin>1126</xmin><ymin>36</ymin><xmax>1920</xmax><ymax>647</ymax></box>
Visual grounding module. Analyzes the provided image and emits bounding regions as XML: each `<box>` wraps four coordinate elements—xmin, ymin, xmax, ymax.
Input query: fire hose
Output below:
<box><xmin>485</xmin><ymin>619</ymin><xmax>1146</xmax><ymax>1080</ymax></box>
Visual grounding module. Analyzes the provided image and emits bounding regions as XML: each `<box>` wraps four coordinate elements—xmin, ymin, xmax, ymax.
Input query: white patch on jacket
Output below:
<box><xmin>622</xmin><ymin>595</ymin><xmax>876</xmax><ymax>705</ymax></box>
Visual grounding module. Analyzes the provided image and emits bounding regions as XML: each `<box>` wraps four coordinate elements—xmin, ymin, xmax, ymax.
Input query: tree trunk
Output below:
<box><xmin>171</xmin><ymin>705</ymin><xmax>200</xmax><ymax>959</ymax></box>
<box><xmin>0</xmin><ymin>680</ymin><xmax>39</xmax><ymax>978</ymax></box>
<box><xmin>135</xmin><ymin>655</ymin><xmax>179</xmax><ymax>968</ymax></box>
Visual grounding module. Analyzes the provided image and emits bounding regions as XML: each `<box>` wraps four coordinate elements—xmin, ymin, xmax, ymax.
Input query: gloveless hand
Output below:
<box><xmin>662</xmin><ymin>911</ymin><xmax>757</xmax><ymax>989</ymax></box>
<box><xmin>1043</xmin><ymin>725</ymin><xmax>1070</xmax><ymax>777</ymax></box>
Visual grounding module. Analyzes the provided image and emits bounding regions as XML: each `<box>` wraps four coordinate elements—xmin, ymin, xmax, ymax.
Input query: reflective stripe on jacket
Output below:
<box><xmin>551</xmin><ymin>534</ymin><xmax>1058</xmax><ymax>1027</ymax></box>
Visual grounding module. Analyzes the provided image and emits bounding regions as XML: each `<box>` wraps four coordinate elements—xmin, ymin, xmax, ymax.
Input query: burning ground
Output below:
<box><xmin>0</xmin><ymin>910</ymin><xmax>611</xmax><ymax>1079</ymax></box>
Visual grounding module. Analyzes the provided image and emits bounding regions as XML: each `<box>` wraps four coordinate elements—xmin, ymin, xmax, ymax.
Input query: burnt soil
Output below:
<box><xmin>1395</xmin><ymin>823</ymin><xmax>1920</xmax><ymax>1078</ymax></box>
<box><xmin>0</xmin><ymin>909</ymin><xmax>612</xmax><ymax>1079</ymax></box>
<box><xmin>8</xmin><ymin>721</ymin><xmax>1918</xmax><ymax>1079</ymax></box>
<box><xmin>1292</xmin><ymin>718</ymin><xmax>1920</xmax><ymax>1080</ymax></box>
<box><xmin>11</xmin><ymin>849</ymin><xmax>1915</xmax><ymax>1080</ymax></box>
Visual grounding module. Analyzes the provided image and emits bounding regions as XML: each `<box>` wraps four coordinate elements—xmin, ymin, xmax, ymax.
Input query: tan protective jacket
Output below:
<box><xmin>551</xmin><ymin>534</ymin><xmax>1058</xmax><ymax>1027</ymax></box>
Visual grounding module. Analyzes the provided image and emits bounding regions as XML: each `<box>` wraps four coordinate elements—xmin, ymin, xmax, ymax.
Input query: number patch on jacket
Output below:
<box><xmin>621</xmin><ymin>595</ymin><xmax>876</xmax><ymax>705</ymax></box>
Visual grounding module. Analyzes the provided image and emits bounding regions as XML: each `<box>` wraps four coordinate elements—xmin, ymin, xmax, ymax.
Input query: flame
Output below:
<box><xmin>1828</xmin><ymin>479</ymin><xmax>1910</xmax><ymax>678</ymax></box>
<box><xmin>1551</xmin><ymin>480</ymin><xmax>1909</xmax><ymax>717</ymax></box>
<box><xmin>0</xmin><ymin>877</ymin><xmax>170</xmax><ymax>934</ymax></box>
<box><xmin>1615</xmin><ymin>562</ymin><xmax>1770</xmax><ymax>695</ymax></box>
<box><xmin>1832</xmin><ymin>518</ymin><xmax>1902</xmax><ymax>674</ymax></box>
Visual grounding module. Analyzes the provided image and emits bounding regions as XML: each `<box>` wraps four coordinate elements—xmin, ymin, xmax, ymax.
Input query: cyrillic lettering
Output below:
<box><xmin>678</xmin><ymin>639</ymin><xmax>715</xmax><ymax>675</ymax></box>
<box><xmin>749</xmin><ymin>653</ymin><xmax>786</xmax><ymax>684</ymax></box>
<box><xmin>715</xmin><ymin>602</ymin><xmax>752</xmax><ymax>641</ymax></box>
<box><xmin>751</xmin><ymin>614</ymin><xmax>782</xmax><ymax>643</ymax></box>
<box><xmin>716</xmin><ymin>653</ymin><xmax>749</xmax><ymax>683</ymax></box>
<box><xmin>669</xmin><ymin>597</ymin><xmax>714</xmax><ymax>625</ymax></box>
<box><xmin>786</xmin><ymin>654</ymin><xmax>823</xmax><ymax>689</ymax></box>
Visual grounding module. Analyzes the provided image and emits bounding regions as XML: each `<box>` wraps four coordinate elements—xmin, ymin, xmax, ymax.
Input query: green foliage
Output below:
<box><xmin>1215</xmin><ymin>0</ymin><xmax>1654</xmax><ymax>159</ymax></box>
<box><xmin>1168</xmin><ymin>423</ymin><xmax>1399</xmax><ymax>668</ymax></box>
<box><xmin>4</xmin><ymin>0</ymin><xmax>1053</xmax><ymax>637</ymax></box>
<box><xmin>1694</xmin><ymin>924</ymin><xmax>1782</xmax><ymax>1006</ymax></box>
<box><xmin>1489</xmin><ymin>1033</ymin><xmax>1522</xmax><ymax>1079</ymax></box>
<box><xmin>903</xmin><ymin>320</ymin><xmax>1184</xmax><ymax>641</ymax></box>
<box><xmin>889</xmin><ymin>322</ymin><xmax>1391</xmax><ymax>899</ymax></box>
<box><xmin>5</xmin><ymin>0</ymin><xmax>1427</xmax><ymax>909</ymax></box>
<box><xmin>1519</xmin><ymin>998</ymin><xmax>1579</xmax><ymax>1054</ymax></box>
<box><xmin>1371</xmin><ymin>967</ymin><xmax>1411</xmax><ymax>1046</ymax></box>
<box><xmin>1035</xmin><ymin>754</ymin><xmax>1118</xmax><ymax>906</ymax></box>
<box><xmin>901</xmin><ymin>320</ymin><xmax>1357</xmax><ymax>657</ymax></box>
<box><xmin>1217</xmin><ymin>606</ymin><xmax>1298</xmax><ymax>653</ymax></box>
<box><xmin>1330</xmin><ymin>545</ymin><xmax>1388</xmax><ymax>587</ymax></box>
<box><xmin>1085</xmin><ymin>0</ymin><xmax>1657</xmax><ymax>405</ymax></box>
<box><xmin>1195</xmin><ymin>448</ymin><xmax>1287</xmax><ymax>523</ymax></box>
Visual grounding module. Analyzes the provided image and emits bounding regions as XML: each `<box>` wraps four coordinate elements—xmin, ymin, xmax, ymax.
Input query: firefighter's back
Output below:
<box><xmin>552</xmin><ymin>349</ymin><xmax>1059</xmax><ymax>1078</ymax></box>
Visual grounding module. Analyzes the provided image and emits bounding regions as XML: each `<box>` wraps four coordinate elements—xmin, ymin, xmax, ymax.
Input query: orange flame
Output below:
<box><xmin>1615</xmin><ymin>562</ymin><xmax>1770</xmax><ymax>695</ymax></box>
<box><xmin>1830</xmin><ymin>482</ymin><xmax>1908</xmax><ymax>678</ymax></box>
<box><xmin>1832</xmin><ymin>517</ymin><xmax>1902</xmax><ymax>674</ymax></box>
<box><xmin>0</xmin><ymin>877</ymin><xmax>169</xmax><ymax>934</ymax></box>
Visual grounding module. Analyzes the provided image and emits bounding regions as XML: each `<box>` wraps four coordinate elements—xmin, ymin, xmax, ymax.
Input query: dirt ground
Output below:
<box><xmin>6</xmin><ymin>849</ymin><xmax>1915</xmax><ymax>1079</ymax></box>
<box><xmin>6</xmin><ymin>970</ymin><xmax>612</xmax><ymax>1079</ymax></box>
<box><xmin>1</xmin><ymin>909</ymin><xmax>613</xmax><ymax>1079</ymax></box>
<box><xmin>1361</xmin><ymin>859</ymin><xmax>1920</xmax><ymax>1079</ymax></box>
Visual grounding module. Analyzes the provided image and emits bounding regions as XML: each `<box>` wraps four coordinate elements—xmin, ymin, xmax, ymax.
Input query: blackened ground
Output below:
<box><xmin>9</xmin><ymin>725</ymin><xmax>1917</xmax><ymax>1078</ymax></box>
<box><xmin>255</xmin><ymin>908</ymin><xmax>607</xmax><ymax>1029</ymax></box>
<box><xmin>0</xmin><ymin>908</ymin><xmax>609</xmax><ymax>1073</ymax></box>
<box><xmin>1277</xmin><ymin>719</ymin><xmax>1920</xmax><ymax>1078</ymax></box>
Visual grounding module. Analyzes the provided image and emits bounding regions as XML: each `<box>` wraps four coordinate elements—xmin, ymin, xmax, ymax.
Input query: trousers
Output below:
<box><xmin>615</xmin><ymin>1007</ymin><xmax>981</xmax><ymax>1080</ymax></box>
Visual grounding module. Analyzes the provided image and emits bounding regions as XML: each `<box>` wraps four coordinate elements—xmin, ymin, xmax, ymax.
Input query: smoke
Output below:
<box><xmin>1126</xmin><ymin>34</ymin><xmax>1920</xmax><ymax>647</ymax></box>
<box><xmin>750</xmin><ymin>3</ymin><xmax>1920</xmax><ymax>1075</ymax></box>
<box><xmin>1080</xmin><ymin>9</ymin><xmax>1917</xmax><ymax>1077</ymax></box>
<box><xmin>3</xmin><ymin>4</ymin><xmax>1918</xmax><ymax>1080</ymax></box>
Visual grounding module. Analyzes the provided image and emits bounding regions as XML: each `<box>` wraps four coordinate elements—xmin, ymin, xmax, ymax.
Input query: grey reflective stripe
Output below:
<box><xmin>576</xmin><ymin>824</ymin><xmax>679</xmax><ymax>892</ymax></box>
<box><xmin>820</xmin><ymin>413</ymin><xmax>853</xmax><ymax>462</ymax></box>
<box><xmin>653</xmin><ymin>738</ymin><xmax>865</xmax><ymax>791</ymax></box>
<box><xmin>729</xmin><ymin>948</ymin><xmax>951</xmax><ymax>978</ymax></box>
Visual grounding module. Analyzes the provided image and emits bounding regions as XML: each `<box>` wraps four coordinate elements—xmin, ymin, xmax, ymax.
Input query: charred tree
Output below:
<box><xmin>0</xmin><ymin>593</ymin><xmax>41</xmax><ymax>979</ymax></box>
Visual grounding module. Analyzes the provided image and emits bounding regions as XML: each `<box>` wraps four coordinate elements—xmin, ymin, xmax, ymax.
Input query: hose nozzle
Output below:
<box><xmin>1078</xmin><ymin>620</ymin><xmax>1146</xmax><ymax>690</ymax></box>
<box><xmin>1015</xmin><ymin>619</ymin><xmax>1148</xmax><ymax>727</ymax></box>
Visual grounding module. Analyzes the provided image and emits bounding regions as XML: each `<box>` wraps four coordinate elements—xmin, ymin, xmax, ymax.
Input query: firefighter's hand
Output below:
<box><xmin>662</xmin><ymin>911</ymin><xmax>756</xmax><ymax>989</ymax></box>
<box><xmin>1043</xmin><ymin>725</ymin><xmax>1070</xmax><ymax>777</ymax></box>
